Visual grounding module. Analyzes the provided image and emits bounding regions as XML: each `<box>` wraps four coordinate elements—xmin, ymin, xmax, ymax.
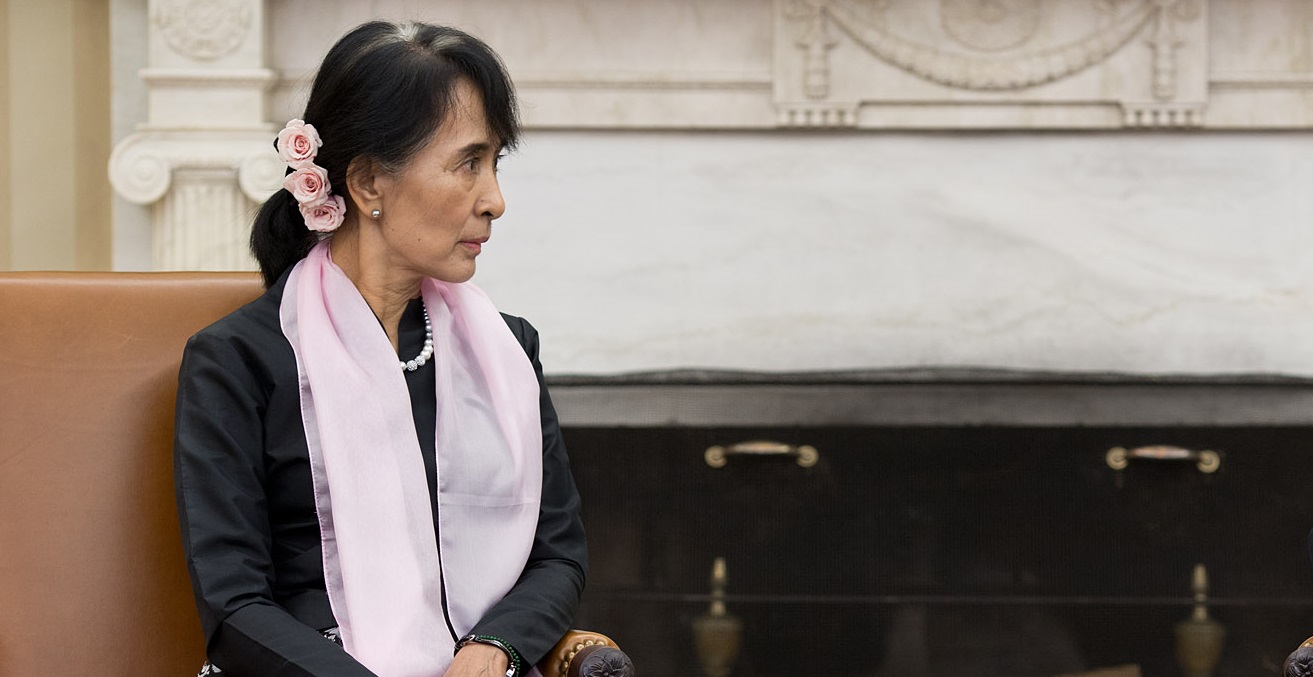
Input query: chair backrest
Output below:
<box><xmin>0</xmin><ymin>272</ymin><xmax>263</xmax><ymax>675</ymax></box>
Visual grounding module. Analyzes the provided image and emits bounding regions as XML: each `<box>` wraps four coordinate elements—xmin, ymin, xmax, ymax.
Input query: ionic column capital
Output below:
<box><xmin>108</xmin><ymin>130</ymin><xmax>282</xmax><ymax>205</ymax></box>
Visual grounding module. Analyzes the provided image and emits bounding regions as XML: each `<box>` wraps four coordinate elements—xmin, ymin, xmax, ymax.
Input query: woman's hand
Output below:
<box><xmin>444</xmin><ymin>642</ymin><xmax>511</xmax><ymax>677</ymax></box>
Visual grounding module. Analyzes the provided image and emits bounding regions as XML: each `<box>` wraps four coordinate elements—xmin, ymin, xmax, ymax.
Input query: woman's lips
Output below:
<box><xmin>460</xmin><ymin>238</ymin><xmax>487</xmax><ymax>253</ymax></box>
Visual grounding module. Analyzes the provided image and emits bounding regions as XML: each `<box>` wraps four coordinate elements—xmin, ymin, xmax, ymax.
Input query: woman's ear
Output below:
<box><xmin>344</xmin><ymin>157</ymin><xmax>387</xmax><ymax>216</ymax></box>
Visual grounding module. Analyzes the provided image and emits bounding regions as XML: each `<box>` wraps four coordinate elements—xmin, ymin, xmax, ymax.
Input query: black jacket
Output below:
<box><xmin>173</xmin><ymin>272</ymin><xmax>586</xmax><ymax>676</ymax></box>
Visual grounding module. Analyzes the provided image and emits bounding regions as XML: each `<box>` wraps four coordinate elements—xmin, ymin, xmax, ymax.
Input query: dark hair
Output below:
<box><xmin>251</xmin><ymin>21</ymin><xmax>521</xmax><ymax>287</ymax></box>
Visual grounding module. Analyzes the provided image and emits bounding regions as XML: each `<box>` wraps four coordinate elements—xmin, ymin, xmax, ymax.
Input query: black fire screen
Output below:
<box><xmin>565</xmin><ymin>425</ymin><xmax>1313</xmax><ymax>677</ymax></box>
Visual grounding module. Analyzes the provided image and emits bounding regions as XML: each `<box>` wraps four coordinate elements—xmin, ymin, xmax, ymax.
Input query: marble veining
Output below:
<box><xmin>480</xmin><ymin>131</ymin><xmax>1313</xmax><ymax>376</ymax></box>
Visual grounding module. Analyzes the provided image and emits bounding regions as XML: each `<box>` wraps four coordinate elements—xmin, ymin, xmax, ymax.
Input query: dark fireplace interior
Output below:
<box><xmin>553</xmin><ymin>376</ymin><xmax>1313</xmax><ymax>677</ymax></box>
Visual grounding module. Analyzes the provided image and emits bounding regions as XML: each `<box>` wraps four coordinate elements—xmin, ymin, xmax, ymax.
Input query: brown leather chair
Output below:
<box><xmin>0</xmin><ymin>272</ymin><xmax>630</xmax><ymax>677</ymax></box>
<box><xmin>1286</xmin><ymin>637</ymin><xmax>1313</xmax><ymax>676</ymax></box>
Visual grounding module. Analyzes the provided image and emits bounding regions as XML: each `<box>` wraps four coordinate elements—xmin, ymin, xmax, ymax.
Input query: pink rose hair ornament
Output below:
<box><xmin>277</xmin><ymin>119</ymin><xmax>345</xmax><ymax>233</ymax></box>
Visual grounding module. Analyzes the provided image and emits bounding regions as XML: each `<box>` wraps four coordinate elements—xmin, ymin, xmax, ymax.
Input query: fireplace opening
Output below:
<box><xmin>553</xmin><ymin>375</ymin><xmax>1313</xmax><ymax>677</ymax></box>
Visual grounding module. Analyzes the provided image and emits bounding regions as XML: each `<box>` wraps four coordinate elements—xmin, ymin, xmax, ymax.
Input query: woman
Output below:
<box><xmin>173</xmin><ymin>21</ymin><xmax>586</xmax><ymax>677</ymax></box>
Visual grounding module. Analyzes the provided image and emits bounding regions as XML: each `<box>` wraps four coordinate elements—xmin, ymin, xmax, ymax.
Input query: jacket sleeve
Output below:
<box><xmin>470</xmin><ymin>317</ymin><xmax>589</xmax><ymax>666</ymax></box>
<box><xmin>174</xmin><ymin>330</ymin><xmax>377</xmax><ymax>677</ymax></box>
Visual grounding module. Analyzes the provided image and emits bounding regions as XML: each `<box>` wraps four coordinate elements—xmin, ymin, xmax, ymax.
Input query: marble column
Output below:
<box><xmin>109</xmin><ymin>0</ymin><xmax>280</xmax><ymax>271</ymax></box>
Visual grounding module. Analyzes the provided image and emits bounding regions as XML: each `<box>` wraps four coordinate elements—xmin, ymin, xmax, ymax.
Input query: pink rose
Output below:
<box><xmin>299</xmin><ymin>195</ymin><xmax>345</xmax><ymax>233</ymax></box>
<box><xmin>283</xmin><ymin>165</ymin><xmax>331</xmax><ymax>207</ymax></box>
<box><xmin>277</xmin><ymin>119</ymin><xmax>322</xmax><ymax>169</ymax></box>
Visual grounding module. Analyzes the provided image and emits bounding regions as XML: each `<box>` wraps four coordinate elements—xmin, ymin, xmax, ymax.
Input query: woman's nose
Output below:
<box><xmin>481</xmin><ymin>175</ymin><xmax>506</xmax><ymax>220</ymax></box>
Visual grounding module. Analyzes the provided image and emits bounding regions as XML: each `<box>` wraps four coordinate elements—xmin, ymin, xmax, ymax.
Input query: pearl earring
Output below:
<box><xmin>370</xmin><ymin>209</ymin><xmax>381</xmax><ymax>219</ymax></box>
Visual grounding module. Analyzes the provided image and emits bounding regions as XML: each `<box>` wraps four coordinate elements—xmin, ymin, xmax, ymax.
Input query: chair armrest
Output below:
<box><xmin>1284</xmin><ymin>636</ymin><xmax>1313</xmax><ymax>676</ymax></box>
<box><xmin>537</xmin><ymin>629</ymin><xmax>635</xmax><ymax>677</ymax></box>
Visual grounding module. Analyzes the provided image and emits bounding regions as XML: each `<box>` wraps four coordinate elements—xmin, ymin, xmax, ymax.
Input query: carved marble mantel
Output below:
<box><xmin>107</xmin><ymin>0</ymin><xmax>1313</xmax><ymax>379</ymax></box>
<box><xmin>112</xmin><ymin>0</ymin><xmax>1313</xmax><ymax>272</ymax></box>
<box><xmin>773</xmin><ymin>0</ymin><xmax>1210</xmax><ymax>129</ymax></box>
<box><xmin>109</xmin><ymin>0</ymin><xmax>280</xmax><ymax>270</ymax></box>
<box><xmin>259</xmin><ymin>0</ymin><xmax>1313</xmax><ymax>132</ymax></box>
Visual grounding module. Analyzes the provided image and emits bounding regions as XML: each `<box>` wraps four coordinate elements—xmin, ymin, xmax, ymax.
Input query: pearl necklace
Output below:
<box><xmin>402</xmin><ymin>303</ymin><xmax>434</xmax><ymax>372</ymax></box>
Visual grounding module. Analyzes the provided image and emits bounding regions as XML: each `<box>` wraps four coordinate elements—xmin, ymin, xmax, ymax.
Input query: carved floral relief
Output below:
<box><xmin>153</xmin><ymin>0</ymin><xmax>251</xmax><ymax>61</ymax></box>
<box><xmin>940</xmin><ymin>0</ymin><xmax>1043</xmax><ymax>52</ymax></box>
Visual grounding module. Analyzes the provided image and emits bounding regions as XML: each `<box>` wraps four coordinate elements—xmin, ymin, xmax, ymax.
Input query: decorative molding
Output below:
<box><xmin>777</xmin><ymin>102</ymin><xmax>859</xmax><ymax>127</ymax></box>
<box><xmin>516</xmin><ymin>71</ymin><xmax>775</xmax><ymax>91</ymax></box>
<box><xmin>1121</xmin><ymin>102</ymin><xmax>1204</xmax><ymax>127</ymax></box>
<box><xmin>153</xmin><ymin>0</ymin><xmax>251</xmax><ymax>61</ymax></box>
<box><xmin>252</xmin><ymin>0</ymin><xmax>1313</xmax><ymax>131</ymax></box>
<box><xmin>1146</xmin><ymin>0</ymin><xmax>1202</xmax><ymax>101</ymax></box>
<box><xmin>124</xmin><ymin>2</ymin><xmax>1313</xmax><ymax>140</ymax></box>
<box><xmin>140</xmin><ymin>67</ymin><xmax>277</xmax><ymax>88</ymax></box>
<box><xmin>773</xmin><ymin>0</ymin><xmax>1211</xmax><ymax>130</ymax></box>
<box><xmin>784</xmin><ymin>1</ymin><xmax>840</xmax><ymax>99</ymax></box>
<box><xmin>1209</xmin><ymin>72</ymin><xmax>1313</xmax><ymax>89</ymax></box>
<box><xmin>815</xmin><ymin>0</ymin><xmax>1157</xmax><ymax>91</ymax></box>
<box><xmin>279</xmin><ymin>69</ymin><xmax>774</xmax><ymax>92</ymax></box>
<box><xmin>551</xmin><ymin>380</ymin><xmax>1313</xmax><ymax>427</ymax></box>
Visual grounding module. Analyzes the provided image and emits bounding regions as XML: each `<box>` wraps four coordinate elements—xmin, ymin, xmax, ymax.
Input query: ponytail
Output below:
<box><xmin>250</xmin><ymin>188</ymin><xmax>318</xmax><ymax>288</ymax></box>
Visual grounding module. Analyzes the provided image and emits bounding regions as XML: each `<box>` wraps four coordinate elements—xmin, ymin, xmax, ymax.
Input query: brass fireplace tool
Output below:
<box><xmin>692</xmin><ymin>557</ymin><xmax>742</xmax><ymax>677</ymax></box>
<box><xmin>1175</xmin><ymin>563</ymin><xmax>1225</xmax><ymax>677</ymax></box>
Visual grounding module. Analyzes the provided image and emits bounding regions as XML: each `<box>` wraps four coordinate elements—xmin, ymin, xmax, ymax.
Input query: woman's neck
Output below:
<box><xmin>328</xmin><ymin>221</ymin><xmax>420</xmax><ymax>351</ymax></box>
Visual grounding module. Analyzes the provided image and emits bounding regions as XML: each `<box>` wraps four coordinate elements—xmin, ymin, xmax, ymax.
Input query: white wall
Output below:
<box><xmin>4</xmin><ymin>0</ymin><xmax>112</xmax><ymax>271</ymax></box>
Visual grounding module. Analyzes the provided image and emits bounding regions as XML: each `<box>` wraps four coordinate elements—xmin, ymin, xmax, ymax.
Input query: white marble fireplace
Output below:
<box><xmin>109</xmin><ymin>0</ymin><xmax>1313</xmax><ymax>378</ymax></box>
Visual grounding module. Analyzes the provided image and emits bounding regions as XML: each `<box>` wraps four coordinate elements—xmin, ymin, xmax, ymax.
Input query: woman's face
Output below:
<box><xmin>373</xmin><ymin>79</ymin><xmax>506</xmax><ymax>284</ymax></box>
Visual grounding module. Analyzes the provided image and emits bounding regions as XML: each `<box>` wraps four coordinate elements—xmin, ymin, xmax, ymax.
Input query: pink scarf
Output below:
<box><xmin>279</xmin><ymin>241</ymin><xmax>542</xmax><ymax>676</ymax></box>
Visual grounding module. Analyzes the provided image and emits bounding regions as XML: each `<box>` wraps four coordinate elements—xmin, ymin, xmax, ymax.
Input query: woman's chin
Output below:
<box><xmin>428</xmin><ymin>262</ymin><xmax>476</xmax><ymax>284</ymax></box>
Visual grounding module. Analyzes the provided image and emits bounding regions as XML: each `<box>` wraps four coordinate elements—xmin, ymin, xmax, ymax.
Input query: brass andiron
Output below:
<box><xmin>1175</xmin><ymin>563</ymin><xmax>1226</xmax><ymax>677</ymax></box>
<box><xmin>692</xmin><ymin>557</ymin><xmax>742</xmax><ymax>677</ymax></box>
